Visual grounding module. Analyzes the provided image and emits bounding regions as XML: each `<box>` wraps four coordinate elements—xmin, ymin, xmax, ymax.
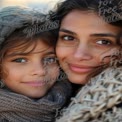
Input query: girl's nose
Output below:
<box><xmin>73</xmin><ymin>43</ymin><xmax>93</xmax><ymax>60</ymax></box>
<box><xmin>30</xmin><ymin>62</ymin><xmax>46</xmax><ymax>76</ymax></box>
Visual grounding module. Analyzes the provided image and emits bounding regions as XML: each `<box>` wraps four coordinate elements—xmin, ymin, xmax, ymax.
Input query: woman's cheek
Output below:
<box><xmin>99</xmin><ymin>48</ymin><xmax>119</xmax><ymax>63</ymax></box>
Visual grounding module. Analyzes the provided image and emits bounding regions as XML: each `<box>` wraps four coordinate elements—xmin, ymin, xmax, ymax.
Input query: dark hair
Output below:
<box><xmin>51</xmin><ymin>0</ymin><xmax>122</xmax><ymax>78</ymax></box>
<box><xmin>51</xmin><ymin>0</ymin><xmax>122</xmax><ymax>43</ymax></box>
<box><xmin>53</xmin><ymin>0</ymin><xmax>122</xmax><ymax>27</ymax></box>
<box><xmin>52</xmin><ymin>0</ymin><xmax>122</xmax><ymax>54</ymax></box>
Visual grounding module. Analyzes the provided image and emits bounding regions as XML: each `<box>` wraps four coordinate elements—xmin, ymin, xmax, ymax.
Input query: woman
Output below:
<box><xmin>54</xmin><ymin>0</ymin><xmax>122</xmax><ymax>84</ymax></box>
<box><xmin>51</xmin><ymin>0</ymin><xmax>122</xmax><ymax>121</ymax></box>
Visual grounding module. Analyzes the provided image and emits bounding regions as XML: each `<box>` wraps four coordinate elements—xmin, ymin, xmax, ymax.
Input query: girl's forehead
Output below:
<box><xmin>6</xmin><ymin>41</ymin><xmax>54</xmax><ymax>56</ymax></box>
<box><xmin>24</xmin><ymin>40</ymin><xmax>54</xmax><ymax>53</ymax></box>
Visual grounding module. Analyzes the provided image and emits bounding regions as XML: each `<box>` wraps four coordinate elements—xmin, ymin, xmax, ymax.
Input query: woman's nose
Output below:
<box><xmin>73</xmin><ymin>43</ymin><xmax>93</xmax><ymax>60</ymax></box>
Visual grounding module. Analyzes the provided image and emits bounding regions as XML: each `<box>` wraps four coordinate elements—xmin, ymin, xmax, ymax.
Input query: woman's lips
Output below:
<box><xmin>68</xmin><ymin>64</ymin><xmax>95</xmax><ymax>73</ymax></box>
<box><xmin>22</xmin><ymin>81</ymin><xmax>46</xmax><ymax>87</ymax></box>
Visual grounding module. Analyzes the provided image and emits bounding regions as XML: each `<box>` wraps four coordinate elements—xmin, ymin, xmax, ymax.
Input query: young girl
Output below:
<box><xmin>0</xmin><ymin>6</ymin><xmax>72</xmax><ymax>122</ymax></box>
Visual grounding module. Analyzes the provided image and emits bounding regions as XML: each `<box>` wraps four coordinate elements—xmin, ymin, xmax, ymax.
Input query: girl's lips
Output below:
<box><xmin>68</xmin><ymin>64</ymin><xmax>94</xmax><ymax>73</ymax></box>
<box><xmin>22</xmin><ymin>81</ymin><xmax>46</xmax><ymax>87</ymax></box>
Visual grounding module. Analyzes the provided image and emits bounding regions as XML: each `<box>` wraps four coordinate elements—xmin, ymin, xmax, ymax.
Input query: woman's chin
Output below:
<box><xmin>67</xmin><ymin>74</ymin><xmax>89</xmax><ymax>85</ymax></box>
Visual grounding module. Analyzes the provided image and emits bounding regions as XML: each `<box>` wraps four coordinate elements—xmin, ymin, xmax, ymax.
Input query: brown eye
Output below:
<box><xmin>61</xmin><ymin>35</ymin><xmax>75</xmax><ymax>41</ymax></box>
<box><xmin>96</xmin><ymin>39</ymin><xmax>112</xmax><ymax>45</ymax></box>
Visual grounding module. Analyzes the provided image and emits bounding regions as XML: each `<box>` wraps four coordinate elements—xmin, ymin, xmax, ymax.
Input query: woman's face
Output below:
<box><xmin>56</xmin><ymin>10</ymin><xmax>121</xmax><ymax>84</ymax></box>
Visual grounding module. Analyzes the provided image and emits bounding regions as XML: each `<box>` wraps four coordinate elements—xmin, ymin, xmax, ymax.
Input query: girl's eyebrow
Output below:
<box><xmin>4</xmin><ymin>53</ymin><xmax>29</xmax><ymax>58</ymax></box>
<box><xmin>5</xmin><ymin>51</ymin><xmax>56</xmax><ymax>57</ymax></box>
<box><xmin>59</xmin><ymin>29</ymin><xmax>76</xmax><ymax>35</ymax></box>
<box><xmin>44</xmin><ymin>51</ymin><xmax>56</xmax><ymax>56</ymax></box>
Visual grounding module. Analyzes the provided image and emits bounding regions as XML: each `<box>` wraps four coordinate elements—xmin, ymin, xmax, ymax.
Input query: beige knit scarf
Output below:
<box><xmin>0</xmin><ymin>80</ymin><xmax>72</xmax><ymax>122</ymax></box>
<box><xmin>56</xmin><ymin>67</ymin><xmax>122</xmax><ymax>122</ymax></box>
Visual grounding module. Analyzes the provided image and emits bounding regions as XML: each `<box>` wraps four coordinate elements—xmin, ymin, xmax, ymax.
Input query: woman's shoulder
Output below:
<box><xmin>56</xmin><ymin>67</ymin><xmax>122</xmax><ymax>122</ymax></box>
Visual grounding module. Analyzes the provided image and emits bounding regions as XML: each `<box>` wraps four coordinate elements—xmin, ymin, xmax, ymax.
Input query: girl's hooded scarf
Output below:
<box><xmin>0</xmin><ymin>80</ymin><xmax>72</xmax><ymax>122</ymax></box>
<box><xmin>0</xmin><ymin>6</ymin><xmax>72</xmax><ymax>122</ymax></box>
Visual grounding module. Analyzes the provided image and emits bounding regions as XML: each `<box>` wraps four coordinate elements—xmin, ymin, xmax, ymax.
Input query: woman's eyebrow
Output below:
<box><xmin>90</xmin><ymin>33</ymin><xmax>117</xmax><ymax>38</ymax></box>
<box><xmin>59</xmin><ymin>29</ymin><xmax>76</xmax><ymax>35</ymax></box>
<box><xmin>60</xmin><ymin>29</ymin><xmax>117</xmax><ymax>38</ymax></box>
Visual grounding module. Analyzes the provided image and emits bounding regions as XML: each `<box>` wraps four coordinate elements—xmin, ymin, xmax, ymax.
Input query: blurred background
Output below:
<box><xmin>0</xmin><ymin>0</ymin><xmax>61</xmax><ymax>12</ymax></box>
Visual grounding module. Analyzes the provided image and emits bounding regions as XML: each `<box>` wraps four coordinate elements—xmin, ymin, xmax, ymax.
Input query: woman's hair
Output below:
<box><xmin>52</xmin><ymin>0</ymin><xmax>122</xmax><ymax>50</ymax></box>
<box><xmin>51</xmin><ymin>0</ymin><xmax>122</xmax><ymax>43</ymax></box>
<box><xmin>0</xmin><ymin>6</ymin><xmax>58</xmax><ymax>78</ymax></box>
<box><xmin>51</xmin><ymin>0</ymin><xmax>122</xmax><ymax>78</ymax></box>
<box><xmin>53</xmin><ymin>0</ymin><xmax>122</xmax><ymax>27</ymax></box>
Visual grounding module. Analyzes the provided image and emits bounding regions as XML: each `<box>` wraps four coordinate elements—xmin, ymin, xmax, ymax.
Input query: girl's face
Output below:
<box><xmin>2</xmin><ymin>40</ymin><xmax>59</xmax><ymax>98</ymax></box>
<box><xmin>56</xmin><ymin>10</ymin><xmax>121</xmax><ymax>84</ymax></box>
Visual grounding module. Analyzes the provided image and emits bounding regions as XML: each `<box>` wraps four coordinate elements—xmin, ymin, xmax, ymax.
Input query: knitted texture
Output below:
<box><xmin>0</xmin><ymin>6</ymin><xmax>57</xmax><ymax>44</ymax></box>
<box><xmin>56</xmin><ymin>67</ymin><xmax>122</xmax><ymax>122</ymax></box>
<box><xmin>0</xmin><ymin>80</ymin><xmax>72</xmax><ymax>122</ymax></box>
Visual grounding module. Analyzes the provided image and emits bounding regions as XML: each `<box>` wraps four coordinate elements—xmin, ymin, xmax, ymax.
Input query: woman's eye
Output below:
<box><xmin>12</xmin><ymin>58</ymin><xmax>27</xmax><ymax>63</ymax></box>
<box><xmin>58</xmin><ymin>34</ymin><xmax>79</xmax><ymax>47</ymax></box>
<box><xmin>96</xmin><ymin>39</ymin><xmax>112</xmax><ymax>45</ymax></box>
<box><xmin>43</xmin><ymin>57</ymin><xmax>58</xmax><ymax>65</ymax></box>
<box><xmin>61</xmin><ymin>35</ymin><xmax>75</xmax><ymax>41</ymax></box>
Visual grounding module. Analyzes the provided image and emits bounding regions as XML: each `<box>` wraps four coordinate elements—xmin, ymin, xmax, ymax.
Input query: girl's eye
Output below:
<box><xmin>12</xmin><ymin>58</ymin><xmax>27</xmax><ymax>63</ymax></box>
<box><xmin>61</xmin><ymin>35</ymin><xmax>75</xmax><ymax>41</ymax></box>
<box><xmin>96</xmin><ymin>39</ymin><xmax>112</xmax><ymax>45</ymax></box>
<box><xmin>43</xmin><ymin>57</ymin><xmax>58</xmax><ymax>65</ymax></box>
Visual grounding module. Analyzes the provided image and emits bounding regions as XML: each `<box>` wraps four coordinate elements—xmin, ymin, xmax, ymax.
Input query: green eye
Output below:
<box><xmin>43</xmin><ymin>57</ymin><xmax>58</xmax><ymax>65</ymax></box>
<box><xmin>13</xmin><ymin>58</ymin><xmax>27</xmax><ymax>63</ymax></box>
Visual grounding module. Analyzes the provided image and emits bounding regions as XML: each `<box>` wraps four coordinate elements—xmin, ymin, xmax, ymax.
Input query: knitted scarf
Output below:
<box><xmin>56</xmin><ymin>67</ymin><xmax>122</xmax><ymax>122</ymax></box>
<box><xmin>0</xmin><ymin>80</ymin><xmax>72</xmax><ymax>122</ymax></box>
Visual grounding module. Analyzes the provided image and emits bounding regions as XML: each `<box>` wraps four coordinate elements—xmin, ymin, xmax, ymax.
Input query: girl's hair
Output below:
<box><xmin>0</xmin><ymin>6</ymin><xmax>58</xmax><ymax>78</ymax></box>
<box><xmin>51</xmin><ymin>0</ymin><xmax>122</xmax><ymax>78</ymax></box>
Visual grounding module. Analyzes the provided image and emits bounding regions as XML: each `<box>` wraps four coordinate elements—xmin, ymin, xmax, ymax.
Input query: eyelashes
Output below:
<box><xmin>96</xmin><ymin>39</ymin><xmax>113</xmax><ymax>45</ymax></box>
<box><xmin>59</xmin><ymin>35</ymin><xmax>75</xmax><ymax>41</ymax></box>
<box><xmin>59</xmin><ymin>34</ymin><xmax>115</xmax><ymax>46</ymax></box>
<box><xmin>11</xmin><ymin>56</ymin><xmax>58</xmax><ymax>65</ymax></box>
<box><xmin>43</xmin><ymin>57</ymin><xmax>58</xmax><ymax>65</ymax></box>
<box><xmin>12</xmin><ymin>58</ymin><xmax>27</xmax><ymax>63</ymax></box>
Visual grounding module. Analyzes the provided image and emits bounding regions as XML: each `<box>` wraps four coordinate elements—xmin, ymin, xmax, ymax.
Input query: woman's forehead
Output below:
<box><xmin>60</xmin><ymin>10</ymin><xmax>121</xmax><ymax>36</ymax></box>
